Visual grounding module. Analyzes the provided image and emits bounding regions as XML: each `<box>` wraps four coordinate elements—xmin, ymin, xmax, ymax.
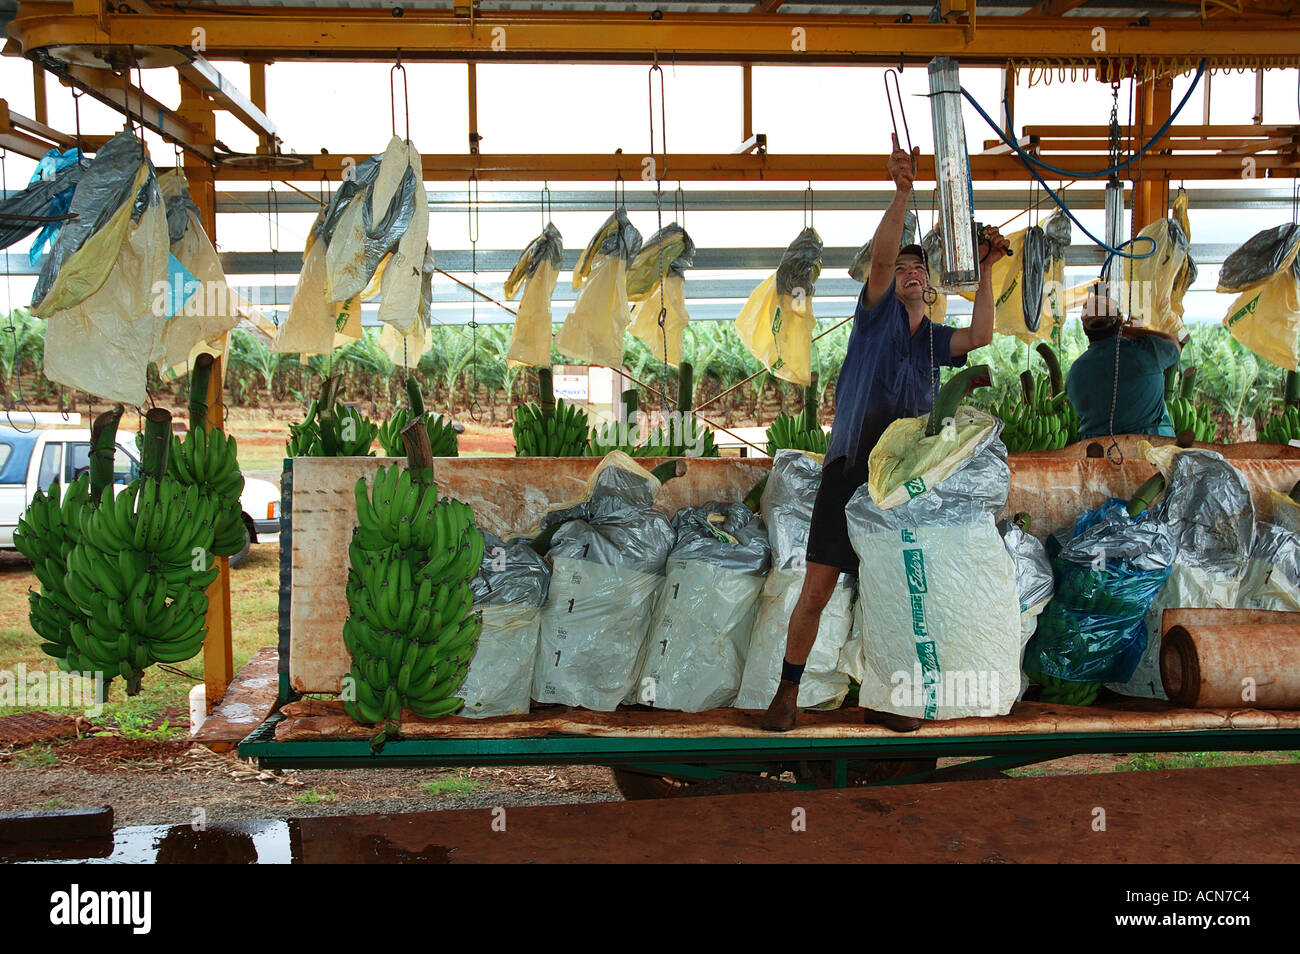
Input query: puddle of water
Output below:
<box><xmin>2</xmin><ymin>818</ymin><xmax>453</xmax><ymax>864</ymax></box>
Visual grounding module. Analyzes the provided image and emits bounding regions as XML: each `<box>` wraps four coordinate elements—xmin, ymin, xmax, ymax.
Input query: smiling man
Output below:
<box><xmin>760</xmin><ymin>133</ymin><xmax>1009</xmax><ymax>733</ymax></box>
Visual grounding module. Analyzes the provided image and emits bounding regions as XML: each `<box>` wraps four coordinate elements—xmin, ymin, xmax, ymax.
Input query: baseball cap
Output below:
<box><xmin>896</xmin><ymin>243</ymin><xmax>928</xmax><ymax>269</ymax></box>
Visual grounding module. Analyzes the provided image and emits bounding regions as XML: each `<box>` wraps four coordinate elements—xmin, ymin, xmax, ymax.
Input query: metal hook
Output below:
<box><xmin>390</xmin><ymin>53</ymin><xmax>410</xmax><ymax>141</ymax></box>
<box><xmin>884</xmin><ymin>68</ymin><xmax>913</xmax><ymax>158</ymax></box>
<box><xmin>467</xmin><ymin>171</ymin><xmax>480</xmax><ymax>244</ymax></box>
<box><xmin>541</xmin><ymin>182</ymin><xmax>552</xmax><ymax>226</ymax></box>
<box><xmin>803</xmin><ymin>181</ymin><xmax>814</xmax><ymax>229</ymax></box>
<box><xmin>648</xmin><ymin>54</ymin><xmax>667</xmax><ymax>186</ymax></box>
<box><xmin>614</xmin><ymin>168</ymin><xmax>625</xmax><ymax>209</ymax></box>
<box><xmin>674</xmin><ymin>182</ymin><xmax>686</xmax><ymax>226</ymax></box>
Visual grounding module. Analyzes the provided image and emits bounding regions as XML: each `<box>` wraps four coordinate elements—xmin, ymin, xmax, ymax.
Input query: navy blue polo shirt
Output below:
<box><xmin>825</xmin><ymin>278</ymin><xmax>966</xmax><ymax>470</ymax></box>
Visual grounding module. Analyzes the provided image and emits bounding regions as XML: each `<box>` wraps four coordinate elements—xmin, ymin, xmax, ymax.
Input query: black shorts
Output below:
<box><xmin>805</xmin><ymin>456</ymin><xmax>868</xmax><ymax>575</ymax></box>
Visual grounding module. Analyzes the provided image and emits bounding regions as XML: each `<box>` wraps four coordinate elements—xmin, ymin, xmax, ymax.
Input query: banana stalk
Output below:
<box><xmin>927</xmin><ymin>364</ymin><xmax>992</xmax><ymax>437</ymax></box>
<box><xmin>1287</xmin><ymin>371</ymin><xmax>1300</xmax><ymax>410</ymax></box>
<box><xmin>188</xmin><ymin>353</ymin><xmax>214</xmax><ymax>429</ymax></box>
<box><xmin>1179</xmin><ymin>366</ymin><xmax>1197</xmax><ymax>401</ymax></box>
<box><xmin>1035</xmin><ymin>343</ymin><xmax>1063</xmax><ymax>397</ymax></box>
<box><xmin>1128</xmin><ymin>474</ymin><xmax>1167</xmax><ymax>519</ymax></box>
<box><xmin>89</xmin><ymin>406</ymin><xmax>124</xmax><ymax>505</ymax></box>
<box><xmin>140</xmin><ymin>407</ymin><xmax>172</xmax><ymax>480</ymax></box>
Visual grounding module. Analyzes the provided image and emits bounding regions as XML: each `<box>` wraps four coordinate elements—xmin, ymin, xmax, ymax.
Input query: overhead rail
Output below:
<box><xmin>8</xmin><ymin>5</ymin><xmax>1300</xmax><ymax>65</ymax></box>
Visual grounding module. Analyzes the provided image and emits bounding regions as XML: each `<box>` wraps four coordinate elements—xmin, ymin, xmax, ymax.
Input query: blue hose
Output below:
<box><xmin>955</xmin><ymin>58</ymin><xmax>1208</xmax><ymax>261</ymax></box>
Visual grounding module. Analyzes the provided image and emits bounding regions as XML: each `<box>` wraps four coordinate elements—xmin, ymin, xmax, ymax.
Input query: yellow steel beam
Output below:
<box><xmin>175</xmin><ymin>55</ymin><xmax>278</xmax><ymax>145</ymax></box>
<box><xmin>9</xmin><ymin>5</ymin><xmax>1300</xmax><ymax>65</ymax></box>
<box><xmin>209</xmin><ymin>150</ymin><xmax>1299</xmax><ymax>183</ymax></box>
<box><xmin>32</xmin><ymin>62</ymin><xmax>48</xmax><ymax>125</ymax></box>
<box><xmin>0</xmin><ymin>99</ymin><xmax>64</xmax><ymax>159</ymax></box>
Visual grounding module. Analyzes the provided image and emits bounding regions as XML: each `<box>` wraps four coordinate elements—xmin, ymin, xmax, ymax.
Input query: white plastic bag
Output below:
<box><xmin>533</xmin><ymin>556</ymin><xmax>663</xmax><ymax>711</ymax></box>
<box><xmin>628</xmin><ymin>270</ymin><xmax>689</xmax><ymax>365</ymax></box>
<box><xmin>460</xmin><ymin>603</ymin><xmax>542</xmax><ymax>718</ymax></box>
<box><xmin>637</xmin><ymin>559</ymin><xmax>764</xmax><ymax>712</ymax></box>
<box><xmin>850</xmin><ymin>520</ymin><xmax>1020</xmax><ymax>719</ymax></box>
<box><xmin>735</xmin><ymin>568</ymin><xmax>854</xmax><ymax>709</ymax></box>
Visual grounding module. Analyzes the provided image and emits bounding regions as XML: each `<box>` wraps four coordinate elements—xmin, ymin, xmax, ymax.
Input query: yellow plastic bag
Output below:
<box><xmin>377</xmin><ymin>320</ymin><xmax>429</xmax><ymax>369</ymax></box>
<box><xmin>1222</xmin><ymin>239</ymin><xmax>1300</xmax><ymax>371</ymax></box>
<box><xmin>276</xmin><ymin>235</ymin><xmax>336</xmax><ymax>355</ymax></box>
<box><xmin>866</xmin><ymin>406</ymin><xmax>998</xmax><ymax>509</ymax></box>
<box><xmin>156</xmin><ymin>169</ymin><xmax>242</xmax><ymax>374</ymax></box>
<box><xmin>1269</xmin><ymin>491</ymin><xmax>1300</xmax><ymax>534</ymax></box>
<box><xmin>628</xmin><ymin>271</ymin><xmax>689</xmax><ymax>364</ymax></box>
<box><xmin>1123</xmin><ymin>216</ymin><xmax>1190</xmax><ymax>342</ymax></box>
<box><xmin>42</xmin><ymin>191</ymin><xmax>169</xmax><ymax>405</ymax></box>
<box><xmin>735</xmin><ymin>274</ymin><xmax>817</xmax><ymax>386</ymax></box>
<box><xmin>508</xmin><ymin>257</ymin><xmax>559</xmax><ymax>368</ymax></box>
<box><xmin>554</xmin><ymin>254</ymin><xmax>630</xmax><ymax>368</ymax></box>
<box><xmin>34</xmin><ymin>161</ymin><xmax>153</xmax><ymax>318</ymax></box>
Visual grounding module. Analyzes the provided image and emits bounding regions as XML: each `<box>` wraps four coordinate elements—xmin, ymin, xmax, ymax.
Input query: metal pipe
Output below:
<box><xmin>1104</xmin><ymin>176</ymin><xmax>1125</xmax><ymax>303</ymax></box>
<box><xmin>927</xmin><ymin>56</ymin><xmax>979</xmax><ymax>291</ymax></box>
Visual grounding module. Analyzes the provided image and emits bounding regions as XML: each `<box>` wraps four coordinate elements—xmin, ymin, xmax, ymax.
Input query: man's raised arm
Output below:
<box><xmin>865</xmin><ymin>133</ymin><xmax>921</xmax><ymax>311</ymax></box>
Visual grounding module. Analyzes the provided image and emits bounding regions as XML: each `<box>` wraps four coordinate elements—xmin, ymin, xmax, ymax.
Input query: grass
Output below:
<box><xmin>37</xmin><ymin>797</ymin><xmax>67</xmax><ymax>810</ymax></box>
<box><xmin>14</xmin><ymin>743</ymin><xmax>59</xmax><ymax>767</ymax></box>
<box><xmin>418</xmin><ymin>772</ymin><xmax>479</xmax><ymax>797</ymax></box>
<box><xmin>1114</xmin><ymin>751</ymin><xmax>1300</xmax><ymax>772</ymax></box>
<box><xmin>294</xmin><ymin>787</ymin><xmax>340</xmax><ymax>805</ymax></box>
<box><xmin>0</xmin><ymin>531</ymin><xmax>281</xmax><ymax>725</ymax></box>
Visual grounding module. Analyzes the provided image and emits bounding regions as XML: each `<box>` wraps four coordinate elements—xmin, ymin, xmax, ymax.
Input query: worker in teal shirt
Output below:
<box><xmin>1066</xmin><ymin>288</ymin><xmax>1182</xmax><ymax>440</ymax></box>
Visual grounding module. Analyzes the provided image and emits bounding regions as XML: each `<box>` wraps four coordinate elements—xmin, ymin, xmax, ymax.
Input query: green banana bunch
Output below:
<box><xmin>646</xmin><ymin>415</ymin><xmax>719</xmax><ymax>458</ymax></box>
<box><xmin>765</xmin><ymin>408</ymin><xmax>828</xmax><ymax>456</ymax></box>
<box><xmin>343</xmin><ymin>464</ymin><xmax>485</xmax><ymax>735</ymax></box>
<box><xmin>286</xmin><ymin>401</ymin><xmax>379</xmax><ymax>458</ymax></box>
<box><xmin>1167</xmin><ymin>396</ymin><xmax>1217</xmax><ymax>443</ymax></box>
<box><xmin>14</xmin><ymin>475</ymin><xmax>93</xmax><ymax>669</ymax></box>
<box><xmin>377</xmin><ymin>408</ymin><xmax>459</xmax><ymax>458</ymax></box>
<box><xmin>59</xmin><ymin>475</ymin><xmax>221</xmax><ymax>695</ymax></box>
<box><xmin>513</xmin><ymin>399</ymin><xmax>590</xmax><ymax>457</ymax></box>
<box><xmin>993</xmin><ymin>371</ymin><xmax>1079</xmax><ymax>452</ymax></box>
<box><xmin>169</xmin><ymin>426</ymin><xmax>247</xmax><ymax>557</ymax></box>
<box><xmin>1260</xmin><ymin>404</ymin><xmax>1300</xmax><ymax>445</ymax></box>
<box><xmin>1031</xmin><ymin>671</ymin><xmax>1101</xmax><ymax>707</ymax></box>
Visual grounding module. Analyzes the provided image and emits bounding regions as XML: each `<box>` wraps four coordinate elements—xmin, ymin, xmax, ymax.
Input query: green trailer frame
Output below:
<box><xmin>238</xmin><ymin>460</ymin><xmax>1300</xmax><ymax>789</ymax></box>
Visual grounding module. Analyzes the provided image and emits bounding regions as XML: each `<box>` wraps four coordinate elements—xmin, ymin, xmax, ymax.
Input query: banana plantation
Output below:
<box><xmin>0</xmin><ymin>307</ymin><xmax>1289</xmax><ymax>441</ymax></box>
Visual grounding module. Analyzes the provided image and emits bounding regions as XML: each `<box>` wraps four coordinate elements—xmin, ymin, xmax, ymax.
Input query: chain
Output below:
<box><xmin>1103</xmin><ymin>80</ymin><xmax>1125</xmax><ymax>466</ymax></box>
<box><xmin>648</xmin><ymin>54</ymin><xmax>670</xmax><ymax>412</ymax></box>
<box><xmin>268</xmin><ymin>182</ymin><xmax>280</xmax><ymax>328</ymax></box>
<box><xmin>467</xmin><ymin>172</ymin><xmax>482</xmax><ymax>421</ymax></box>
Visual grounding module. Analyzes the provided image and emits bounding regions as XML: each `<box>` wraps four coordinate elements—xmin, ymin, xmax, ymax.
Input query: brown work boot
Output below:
<box><xmin>760</xmin><ymin>679</ymin><xmax>800</xmax><ymax>732</ymax></box>
<box><xmin>862</xmin><ymin>707</ymin><xmax>924</xmax><ymax>733</ymax></box>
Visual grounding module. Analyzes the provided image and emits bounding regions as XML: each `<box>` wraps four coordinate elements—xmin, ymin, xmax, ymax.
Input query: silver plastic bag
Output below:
<box><xmin>1218</xmin><ymin>222</ymin><xmax>1300</xmax><ymax>292</ymax></box>
<box><xmin>849</xmin><ymin>210</ymin><xmax>917</xmax><ymax>282</ymax></box>
<box><xmin>775</xmin><ymin>226</ymin><xmax>823</xmax><ymax>299</ymax></box>
<box><xmin>759</xmin><ymin>449</ymin><xmax>823</xmax><ymax>570</ymax></box>
<box><xmin>471</xmin><ymin>530</ymin><xmax>551</xmax><ymax>607</ymax></box>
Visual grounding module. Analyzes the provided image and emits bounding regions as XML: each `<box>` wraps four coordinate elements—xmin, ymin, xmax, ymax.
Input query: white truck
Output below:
<box><xmin>0</xmin><ymin>425</ymin><xmax>279</xmax><ymax>567</ymax></box>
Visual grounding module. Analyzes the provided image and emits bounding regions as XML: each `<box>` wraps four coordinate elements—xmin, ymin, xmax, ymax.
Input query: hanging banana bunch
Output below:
<box><xmin>513</xmin><ymin>367</ymin><xmax>589</xmax><ymax>457</ymax></box>
<box><xmin>377</xmin><ymin>377</ymin><xmax>459</xmax><ymax>458</ymax></box>
<box><xmin>26</xmin><ymin>406</ymin><xmax>220</xmax><ymax>698</ymax></box>
<box><xmin>765</xmin><ymin>374</ymin><xmax>828</xmax><ymax>456</ymax></box>
<box><xmin>993</xmin><ymin>344</ymin><xmax>1080</xmax><ymax>452</ymax></box>
<box><xmin>343</xmin><ymin>463</ymin><xmax>484</xmax><ymax>739</ymax></box>
<box><xmin>1166</xmin><ymin>366</ymin><xmax>1218</xmax><ymax>443</ymax></box>
<box><xmin>167</xmin><ymin>354</ymin><xmax>247</xmax><ymax>558</ymax></box>
<box><xmin>15</xmin><ymin>474</ymin><xmax>92</xmax><ymax>674</ymax></box>
<box><xmin>1259</xmin><ymin>406</ymin><xmax>1300</xmax><ymax>445</ymax></box>
<box><xmin>285</xmin><ymin>374</ymin><xmax>379</xmax><ymax>457</ymax></box>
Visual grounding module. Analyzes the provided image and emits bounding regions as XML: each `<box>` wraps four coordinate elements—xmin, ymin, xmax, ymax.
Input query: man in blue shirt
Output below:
<box><xmin>1066</xmin><ymin>288</ymin><xmax>1182</xmax><ymax>440</ymax></box>
<box><xmin>761</xmin><ymin>133</ymin><xmax>1008</xmax><ymax>733</ymax></box>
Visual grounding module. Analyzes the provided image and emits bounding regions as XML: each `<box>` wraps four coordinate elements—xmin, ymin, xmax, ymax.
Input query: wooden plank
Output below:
<box><xmin>273</xmin><ymin>696</ymin><xmax>1300</xmax><ymax>742</ymax></box>
<box><xmin>0</xmin><ymin>807</ymin><xmax>113</xmax><ymax>843</ymax></box>
<box><xmin>190</xmin><ymin>646</ymin><xmax>278</xmax><ymax>751</ymax></box>
<box><xmin>1022</xmin><ymin>124</ymin><xmax>1300</xmax><ymax>138</ymax></box>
